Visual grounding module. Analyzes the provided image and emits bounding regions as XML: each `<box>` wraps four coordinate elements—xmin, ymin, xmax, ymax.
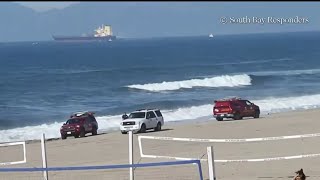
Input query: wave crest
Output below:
<box><xmin>127</xmin><ymin>74</ymin><xmax>252</xmax><ymax>91</ymax></box>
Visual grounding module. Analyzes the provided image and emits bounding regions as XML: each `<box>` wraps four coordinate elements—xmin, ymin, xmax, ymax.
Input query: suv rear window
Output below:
<box><xmin>147</xmin><ymin>111</ymin><xmax>156</xmax><ymax>118</ymax></box>
<box><xmin>88</xmin><ymin>115</ymin><xmax>96</xmax><ymax>122</ymax></box>
<box><xmin>155</xmin><ymin>110</ymin><xmax>162</xmax><ymax>117</ymax></box>
<box><xmin>129</xmin><ymin>112</ymin><xmax>146</xmax><ymax>118</ymax></box>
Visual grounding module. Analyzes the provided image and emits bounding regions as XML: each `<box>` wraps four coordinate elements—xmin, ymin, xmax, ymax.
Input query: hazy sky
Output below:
<box><xmin>2</xmin><ymin>2</ymin><xmax>319</xmax><ymax>42</ymax></box>
<box><xmin>15</xmin><ymin>2</ymin><xmax>79</xmax><ymax>12</ymax></box>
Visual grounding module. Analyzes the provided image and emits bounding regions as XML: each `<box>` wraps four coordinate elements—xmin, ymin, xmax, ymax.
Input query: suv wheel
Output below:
<box><xmin>61</xmin><ymin>134</ymin><xmax>67</xmax><ymax>140</ymax></box>
<box><xmin>139</xmin><ymin>123</ymin><xmax>146</xmax><ymax>133</ymax></box>
<box><xmin>92</xmin><ymin>126</ymin><xmax>98</xmax><ymax>135</ymax></box>
<box><xmin>154</xmin><ymin>122</ymin><xmax>161</xmax><ymax>131</ymax></box>
<box><xmin>79</xmin><ymin>128</ymin><xmax>86</xmax><ymax>138</ymax></box>
<box><xmin>253</xmin><ymin>110</ymin><xmax>260</xmax><ymax>118</ymax></box>
<box><xmin>216</xmin><ymin>117</ymin><xmax>223</xmax><ymax>121</ymax></box>
<box><xmin>233</xmin><ymin>112</ymin><xmax>242</xmax><ymax>120</ymax></box>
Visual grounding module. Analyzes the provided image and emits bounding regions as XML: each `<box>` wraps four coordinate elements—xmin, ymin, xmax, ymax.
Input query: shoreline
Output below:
<box><xmin>1</xmin><ymin>107</ymin><xmax>320</xmax><ymax>179</ymax></box>
<box><xmin>0</xmin><ymin>103</ymin><xmax>320</xmax><ymax>144</ymax></box>
<box><xmin>13</xmin><ymin>107</ymin><xmax>320</xmax><ymax>145</ymax></box>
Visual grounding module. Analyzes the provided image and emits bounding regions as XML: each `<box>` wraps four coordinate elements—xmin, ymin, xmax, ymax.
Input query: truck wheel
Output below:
<box><xmin>61</xmin><ymin>134</ymin><xmax>67</xmax><ymax>140</ymax></box>
<box><xmin>254</xmin><ymin>111</ymin><xmax>260</xmax><ymax>118</ymax></box>
<box><xmin>80</xmin><ymin>128</ymin><xmax>86</xmax><ymax>137</ymax></box>
<box><xmin>216</xmin><ymin>117</ymin><xmax>223</xmax><ymax>121</ymax></box>
<box><xmin>121</xmin><ymin>131</ymin><xmax>127</xmax><ymax>134</ymax></box>
<box><xmin>92</xmin><ymin>126</ymin><xmax>98</xmax><ymax>135</ymax></box>
<box><xmin>139</xmin><ymin>124</ymin><xmax>146</xmax><ymax>133</ymax></box>
<box><xmin>154</xmin><ymin>122</ymin><xmax>161</xmax><ymax>131</ymax></box>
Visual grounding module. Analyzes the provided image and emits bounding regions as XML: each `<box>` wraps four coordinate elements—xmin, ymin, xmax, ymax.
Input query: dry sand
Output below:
<box><xmin>1</xmin><ymin>109</ymin><xmax>320</xmax><ymax>180</ymax></box>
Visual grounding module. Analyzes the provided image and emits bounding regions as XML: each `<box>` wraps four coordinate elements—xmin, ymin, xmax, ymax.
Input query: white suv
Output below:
<box><xmin>120</xmin><ymin>109</ymin><xmax>164</xmax><ymax>134</ymax></box>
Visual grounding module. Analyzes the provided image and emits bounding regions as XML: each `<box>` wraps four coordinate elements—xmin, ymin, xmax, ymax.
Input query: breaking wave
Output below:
<box><xmin>127</xmin><ymin>74</ymin><xmax>252</xmax><ymax>91</ymax></box>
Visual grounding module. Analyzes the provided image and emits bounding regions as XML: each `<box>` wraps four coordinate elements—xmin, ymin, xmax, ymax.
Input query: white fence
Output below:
<box><xmin>0</xmin><ymin>141</ymin><xmax>26</xmax><ymax>166</ymax></box>
<box><xmin>138</xmin><ymin>132</ymin><xmax>320</xmax><ymax>162</ymax></box>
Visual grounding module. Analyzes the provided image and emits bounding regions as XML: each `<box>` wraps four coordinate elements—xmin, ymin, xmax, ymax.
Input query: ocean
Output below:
<box><xmin>1</xmin><ymin>31</ymin><xmax>320</xmax><ymax>143</ymax></box>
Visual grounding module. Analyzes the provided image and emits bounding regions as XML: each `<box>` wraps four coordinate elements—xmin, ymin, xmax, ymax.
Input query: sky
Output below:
<box><xmin>15</xmin><ymin>2</ymin><xmax>79</xmax><ymax>12</ymax></box>
<box><xmin>1</xmin><ymin>2</ymin><xmax>319</xmax><ymax>42</ymax></box>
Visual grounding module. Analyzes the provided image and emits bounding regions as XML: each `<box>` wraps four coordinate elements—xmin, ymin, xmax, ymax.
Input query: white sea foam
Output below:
<box><xmin>1</xmin><ymin>94</ymin><xmax>320</xmax><ymax>143</ymax></box>
<box><xmin>127</xmin><ymin>74</ymin><xmax>252</xmax><ymax>91</ymax></box>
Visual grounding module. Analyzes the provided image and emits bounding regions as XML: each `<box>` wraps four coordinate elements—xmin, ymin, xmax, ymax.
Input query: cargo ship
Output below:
<box><xmin>52</xmin><ymin>24</ymin><xmax>116</xmax><ymax>41</ymax></box>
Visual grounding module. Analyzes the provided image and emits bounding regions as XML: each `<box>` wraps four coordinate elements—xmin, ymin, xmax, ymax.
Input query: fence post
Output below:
<box><xmin>41</xmin><ymin>133</ymin><xmax>49</xmax><ymax>180</ymax></box>
<box><xmin>207</xmin><ymin>146</ymin><xmax>216</xmax><ymax>180</ymax></box>
<box><xmin>129</xmin><ymin>130</ymin><xmax>134</xmax><ymax>180</ymax></box>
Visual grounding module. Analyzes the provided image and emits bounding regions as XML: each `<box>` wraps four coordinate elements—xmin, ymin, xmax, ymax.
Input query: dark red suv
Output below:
<box><xmin>213</xmin><ymin>97</ymin><xmax>260</xmax><ymax>121</ymax></box>
<box><xmin>60</xmin><ymin>112</ymin><xmax>98</xmax><ymax>139</ymax></box>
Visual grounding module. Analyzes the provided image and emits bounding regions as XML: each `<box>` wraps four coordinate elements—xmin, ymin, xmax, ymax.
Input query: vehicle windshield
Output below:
<box><xmin>128</xmin><ymin>112</ymin><xmax>145</xmax><ymax>119</ymax></box>
<box><xmin>65</xmin><ymin>119</ymin><xmax>81</xmax><ymax>124</ymax></box>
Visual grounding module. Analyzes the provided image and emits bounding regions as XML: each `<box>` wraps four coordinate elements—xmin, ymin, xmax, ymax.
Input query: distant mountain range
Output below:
<box><xmin>0</xmin><ymin>2</ymin><xmax>319</xmax><ymax>42</ymax></box>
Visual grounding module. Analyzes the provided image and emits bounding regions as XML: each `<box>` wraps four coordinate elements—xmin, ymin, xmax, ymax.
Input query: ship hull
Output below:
<box><xmin>52</xmin><ymin>35</ymin><xmax>116</xmax><ymax>41</ymax></box>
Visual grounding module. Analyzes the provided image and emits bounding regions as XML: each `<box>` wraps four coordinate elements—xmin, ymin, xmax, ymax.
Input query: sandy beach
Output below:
<box><xmin>1</xmin><ymin>109</ymin><xmax>320</xmax><ymax>180</ymax></box>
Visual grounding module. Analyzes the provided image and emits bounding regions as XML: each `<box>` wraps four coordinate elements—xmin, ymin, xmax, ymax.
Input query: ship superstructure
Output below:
<box><xmin>53</xmin><ymin>24</ymin><xmax>116</xmax><ymax>41</ymax></box>
<box><xmin>94</xmin><ymin>25</ymin><xmax>113</xmax><ymax>37</ymax></box>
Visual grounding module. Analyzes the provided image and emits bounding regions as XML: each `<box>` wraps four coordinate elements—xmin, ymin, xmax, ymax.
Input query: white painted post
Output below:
<box><xmin>129</xmin><ymin>131</ymin><xmax>134</xmax><ymax>180</ymax></box>
<box><xmin>41</xmin><ymin>133</ymin><xmax>49</xmax><ymax>180</ymax></box>
<box><xmin>207</xmin><ymin>146</ymin><xmax>216</xmax><ymax>180</ymax></box>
